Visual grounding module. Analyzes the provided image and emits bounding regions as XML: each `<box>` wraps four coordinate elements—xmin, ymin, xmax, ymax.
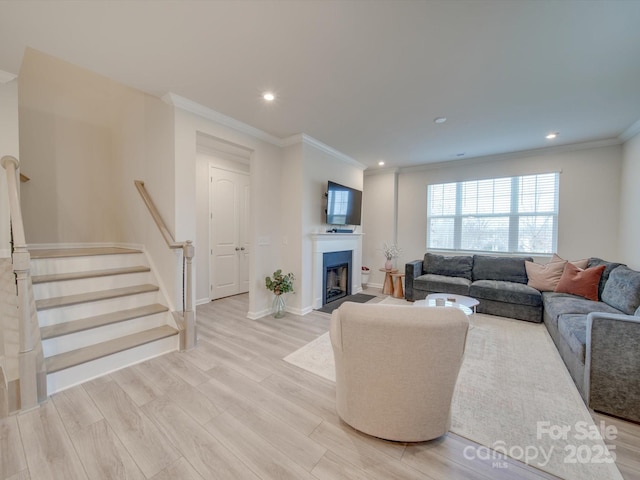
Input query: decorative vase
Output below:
<box><xmin>361</xmin><ymin>271</ymin><xmax>370</xmax><ymax>287</ymax></box>
<box><xmin>272</xmin><ymin>294</ymin><xmax>286</xmax><ymax>318</ymax></box>
<box><xmin>385</xmin><ymin>259</ymin><xmax>393</xmax><ymax>270</ymax></box>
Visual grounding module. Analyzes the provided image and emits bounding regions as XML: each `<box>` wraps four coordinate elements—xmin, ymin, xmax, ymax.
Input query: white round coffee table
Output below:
<box><xmin>414</xmin><ymin>293</ymin><xmax>479</xmax><ymax>316</ymax></box>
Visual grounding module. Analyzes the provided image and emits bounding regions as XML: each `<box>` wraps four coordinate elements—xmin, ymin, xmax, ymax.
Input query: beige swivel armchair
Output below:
<box><xmin>330</xmin><ymin>302</ymin><xmax>469</xmax><ymax>442</ymax></box>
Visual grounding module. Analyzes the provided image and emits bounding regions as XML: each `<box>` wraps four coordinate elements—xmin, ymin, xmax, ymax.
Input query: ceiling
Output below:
<box><xmin>2</xmin><ymin>0</ymin><xmax>640</xmax><ymax>170</ymax></box>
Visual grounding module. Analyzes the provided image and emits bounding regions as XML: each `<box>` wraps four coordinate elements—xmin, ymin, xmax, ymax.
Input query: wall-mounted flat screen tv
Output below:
<box><xmin>326</xmin><ymin>181</ymin><xmax>362</xmax><ymax>226</ymax></box>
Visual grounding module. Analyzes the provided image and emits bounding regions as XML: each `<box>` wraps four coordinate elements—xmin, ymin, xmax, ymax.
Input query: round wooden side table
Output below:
<box><xmin>389</xmin><ymin>272</ymin><xmax>405</xmax><ymax>299</ymax></box>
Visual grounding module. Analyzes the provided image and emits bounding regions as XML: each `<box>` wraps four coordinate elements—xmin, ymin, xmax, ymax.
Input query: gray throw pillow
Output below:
<box><xmin>601</xmin><ymin>266</ymin><xmax>640</xmax><ymax>315</ymax></box>
<box><xmin>588</xmin><ymin>258</ymin><xmax>624</xmax><ymax>300</ymax></box>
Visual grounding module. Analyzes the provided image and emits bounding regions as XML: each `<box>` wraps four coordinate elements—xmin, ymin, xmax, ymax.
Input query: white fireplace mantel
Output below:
<box><xmin>311</xmin><ymin>233</ymin><xmax>363</xmax><ymax>309</ymax></box>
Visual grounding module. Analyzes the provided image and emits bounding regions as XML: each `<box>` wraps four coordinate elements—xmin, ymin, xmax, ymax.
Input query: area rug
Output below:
<box><xmin>284</xmin><ymin>297</ymin><xmax>623</xmax><ymax>480</ymax></box>
<box><xmin>315</xmin><ymin>293</ymin><xmax>376</xmax><ymax>314</ymax></box>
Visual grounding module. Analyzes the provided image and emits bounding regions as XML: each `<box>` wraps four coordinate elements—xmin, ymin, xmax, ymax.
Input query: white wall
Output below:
<box><xmin>300</xmin><ymin>142</ymin><xmax>364</xmax><ymax>312</ymax></box>
<box><xmin>620</xmin><ymin>132</ymin><xmax>640</xmax><ymax>269</ymax></box>
<box><xmin>175</xmin><ymin>107</ymin><xmax>283</xmax><ymax>319</ymax></box>
<box><xmin>281</xmin><ymin>135</ymin><xmax>364</xmax><ymax>314</ymax></box>
<box><xmin>18</xmin><ymin>49</ymin><xmax>119</xmax><ymax>244</ymax></box>
<box><xmin>362</xmin><ymin>171</ymin><xmax>397</xmax><ymax>286</ymax></box>
<box><xmin>114</xmin><ymin>92</ymin><xmax>178</xmax><ymax>310</ymax></box>
<box><xmin>280</xmin><ymin>143</ymin><xmax>304</xmax><ymax>310</ymax></box>
<box><xmin>194</xmin><ymin>151</ymin><xmax>210</xmax><ymax>304</ymax></box>
<box><xmin>17</xmin><ymin>49</ymin><xmax>181</xmax><ymax>309</ymax></box>
<box><xmin>0</xmin><ymin>78</ymin><xmax>19</xmax><ymax>258</ymax></box>
<box><xmin>364</xmin><ymin>144</ymin><xmax>624</xmax><ymax>273</ymax></box>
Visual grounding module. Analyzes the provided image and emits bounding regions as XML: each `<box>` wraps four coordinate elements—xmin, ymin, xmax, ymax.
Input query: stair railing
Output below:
<box><xmin>1</xmin><ymin>155</ymin><xmax>46</xmax><ymax>412</ymax></box>
<box><xmin>134</xmin><ymin>180</ymin><xmax>196</xmax><ymax>350</ymax></box>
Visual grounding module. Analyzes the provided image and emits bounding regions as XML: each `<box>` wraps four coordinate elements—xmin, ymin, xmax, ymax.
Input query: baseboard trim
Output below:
<box><xmin>27</xmin><ymin>242</ymin><xmax>146</xmax><ymax>252</ymax></box>
<box><xmin>289</xmin><ymin>305</ymin><xmax>314</xmax><ymax>316</ymax></box>
<box><xmin>196</xmin><ymin>297</ymin><xmax>211</xmax><ymax>306</ymax></box>
<box><xmin>247</xmin><ymin>308</ymin><xmax>270</xmax><ymax>320</ymax></box>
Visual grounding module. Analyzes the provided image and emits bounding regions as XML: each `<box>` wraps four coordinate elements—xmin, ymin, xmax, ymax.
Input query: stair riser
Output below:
<box><xmin>46</xmin><ymin>335</ymin><xmax>179</xmax><ymax>395</ymax></box>
<box><xmin>33</xmin><ymin>272</ymin><xmax>154</xmax><ymax>300</ymax></box>
<box><xmin>43</xmin><ymin>312</ymin><xmax>172</xmax><ymax>357</ymax></box>
<box><xmin>30</xmin><ymin>253</ymin><xmax>148</xmax><ymax>276</ymax></box>
<box><xmin>37</xmin><ymin>291</ymin><xmax>162</xmax><ymax>326</ymax></box>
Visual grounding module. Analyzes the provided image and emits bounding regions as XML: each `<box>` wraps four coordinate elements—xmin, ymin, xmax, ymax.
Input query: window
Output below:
<box><xmin>427</xmin><ymin>173</ymin><xmax>559</xmax><ymax>254</ymax></box>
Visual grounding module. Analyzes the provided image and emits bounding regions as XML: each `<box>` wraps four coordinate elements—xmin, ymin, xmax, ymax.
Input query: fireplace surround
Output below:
<box><xmin>311</xmin><ymin>233</ymin><xmax>362</xmax><ymax>309</ymax></box>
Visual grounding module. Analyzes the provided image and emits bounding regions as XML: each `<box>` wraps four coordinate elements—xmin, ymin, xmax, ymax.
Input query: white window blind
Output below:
<box><xmin>427</xmin><ymin>172</ymin><xmax>559</xmax><ymax>254</ymax></box>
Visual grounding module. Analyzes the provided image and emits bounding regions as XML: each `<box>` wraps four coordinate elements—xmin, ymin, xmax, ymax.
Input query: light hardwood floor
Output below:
<box><xmin>2</xmin><ymin>292</ymin><xmax>639</xmax><ymax>480</ymax></box>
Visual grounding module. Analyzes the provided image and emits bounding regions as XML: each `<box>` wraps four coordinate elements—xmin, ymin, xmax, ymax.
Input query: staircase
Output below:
<box><xmin>31</xmin><ymin>247</ymin><xmax>179</xmax><ymax>394</ymax></box>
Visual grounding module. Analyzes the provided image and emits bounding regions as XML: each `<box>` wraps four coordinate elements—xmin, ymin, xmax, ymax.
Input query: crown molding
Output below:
<box><xmin>162</xmin><ymin>93</ymin><xmax>364</xmax><ymax>170</ymax></box>
<box><xmin>398</xmin><ymin>138</ymin><xmax>622</xmax><ymax>174</ymax></box>
<box><xmin>364</xmin><ymin>167</ymin><xmax>400</xmax><ymax>177</ymax></box>
<box><xmin>0</xmin><ymin>70</ymin><xmax>17</xmax><ymax>84</ymax></box>
<box><xmin>620</xmin><ymin>118</ymin><xmax>640</xmax><ymax>142</ymax></box>
<box><xmin>283</xmin><ymin>133</ymin><xmax>366</xmax><ymax>170</ymax></box>
<box><xmin>162</xmin><ymin>92</ymin><xmax>282</xmax><ymax>147</ymax></box>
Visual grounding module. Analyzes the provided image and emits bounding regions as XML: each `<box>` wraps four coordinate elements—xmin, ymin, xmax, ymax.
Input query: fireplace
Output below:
<box><xmin>311</xmin><ymin>233</ymin><xmax>362</xmax><ymax>310</ymax></box>
<box><xmin>322</xmin><ymin>250</ymin><xmax>352</xmax><ymax>305</ymax></box>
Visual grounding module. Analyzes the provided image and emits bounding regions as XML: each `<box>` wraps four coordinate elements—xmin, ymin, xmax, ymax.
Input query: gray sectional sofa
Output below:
<box><xmin>405</xmin><ymin>253</ymin><xmax>640</xmax><ymax>423</ymax></box>
<box><xmin>405</xmin><ymin>253</ymin><xmax>543</xmax><ymax>322</ymax></box>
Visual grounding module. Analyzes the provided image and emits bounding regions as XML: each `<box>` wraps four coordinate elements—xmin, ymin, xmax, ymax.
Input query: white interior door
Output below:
<box><xmin>210</xmin><ymin>166</ymin><xmax>250</xmax><ymax>299</ymax></box>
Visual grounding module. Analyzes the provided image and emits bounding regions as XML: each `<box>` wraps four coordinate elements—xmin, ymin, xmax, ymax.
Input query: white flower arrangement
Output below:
<box><xmin>382</xmin><ymin>242</ymin><xmax>402</xmax><ymax>260</ymax></box>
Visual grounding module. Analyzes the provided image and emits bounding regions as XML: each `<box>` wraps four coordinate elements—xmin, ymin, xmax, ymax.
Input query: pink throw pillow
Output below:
<box><xmin>526</xmin><ymin>260</ymin><xmax>567</xmax><ymax>291</ymax></box>
<box><xmin>551</xmin><ymin>253</ymin><xmax>588</xmax><ymax>269</ymax></box>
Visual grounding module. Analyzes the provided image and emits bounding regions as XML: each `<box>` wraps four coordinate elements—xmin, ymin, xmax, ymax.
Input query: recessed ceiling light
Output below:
<box><xmin>546</xmin><ymin>132</ymin><xmax>559</xmax><ymax>139</ymax></box>
<box><xmin>378</xmin><ymin>161</ymin><xmax>385</xmax><ymax>166</ymax></box>
<box><xmin>263</xmin><ymin>92</ymin><xmax>275</xmax><ymax>102</ymax></box>
<box><xmin>434</xmin><ymin>116</ymin><xmax>447</xmax><ymax>124</ymax></box>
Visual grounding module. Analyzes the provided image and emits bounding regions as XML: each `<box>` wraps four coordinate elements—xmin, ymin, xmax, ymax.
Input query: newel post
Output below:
<box><xmin>1</xmin><ymin>155</ymin><xmax>44</xmax><ymax>409</ymax></box>
<box><xmin>181</xmin><ymin>240</ymin><xmax>197</xmax><ymax>350</ymax></box>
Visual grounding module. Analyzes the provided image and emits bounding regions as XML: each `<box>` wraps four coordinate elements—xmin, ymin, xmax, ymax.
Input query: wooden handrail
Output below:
<box><xmin>134</xmin><ymin>180</ymin><xmax>196</xmax><ymax>350</ymax></box>
<box><xmin>134</xmin><ymin>180</ymin><xmax>183</xmax><ymax>249</ymax></box>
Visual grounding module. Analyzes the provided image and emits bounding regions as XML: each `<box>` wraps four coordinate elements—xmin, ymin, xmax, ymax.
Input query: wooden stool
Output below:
<box><xmin>390</xmin><ymin>272</ymin><xmax>405</xmax><ymax>299</ymax></box>
<box><xmin>379</xmin><ymin>268</ymin><xmax>398</xmax><ymax>295</ymax></box>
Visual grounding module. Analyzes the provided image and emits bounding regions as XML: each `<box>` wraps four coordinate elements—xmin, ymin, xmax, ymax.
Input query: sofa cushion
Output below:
<box><xmin>414</xmin><ymin>274</ymin><xmax>471</xmax><ymax>296</ymax></box>
<box><xmin>588</xmin><ymin>258</ymin><xmax>625</xmax><ymax>300</ymax></box>
<box><xmin>525</xmin><ymin>259</ymin><xmax>567</xmax><ymax>291</ymax></box>
<box><xmin>472</xmin><ymin>255</ymin><xmax>532</xmax><ymax>284</ymax></box>
<box><xmin>423</xmin><ymin>253</ymin><xmax>473</xmax><ymax>280</ymax></box>
<box><xmin>555</xmin><ymin>263</ymin><xmax>605</xmax><ymax>301</ymax></box>
<box><xmin>557</xmin><ymin>314</ymin><xmax>588</xmax><ymax>363</ymax></box>
<box><xmin>542</xmin><ymin>292</ymin><xmax>621</xmax><ymax>322</ymax></box>
<box><xmin>601</xmin><ymin>266</ymin><xmax>640</xmax><ymax>315</ymax></box>
<box><xmin>470</xmin><ymin>280</ymin><xmax>542</xmax><ymax>307</ymax></box>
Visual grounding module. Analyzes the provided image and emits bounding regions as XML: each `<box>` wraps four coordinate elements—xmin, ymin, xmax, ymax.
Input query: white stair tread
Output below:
<box><xmin>30</xmin><ymin>247</ymin><xmax>141</xmax><ymax>259</ymax></box>
<box><xmin>32</xmin><ymin>265</ymin><xmax>151</xmax><ymax>284</ymax></box>
<box><xmin>41</xmin><ymin>304</ymin><xmax>169</xmax><ymax>340</ymax></box>
<box><xmin>36</xmin><ymin>284</ymin><xmax>159</xmax><ymax>310</ymax></box>
<box><xmin>45</xmin><ymin>326</ymin><xmax>179</xmax><ymax>374</ymax></box>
